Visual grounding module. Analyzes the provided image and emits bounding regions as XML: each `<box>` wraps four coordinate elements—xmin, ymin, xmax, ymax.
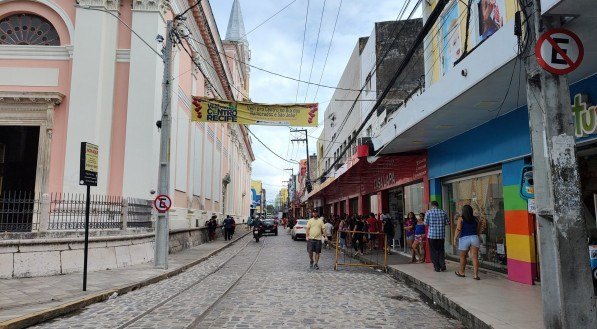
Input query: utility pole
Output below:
<box><xmin>291</xmin><ymin>129</ymin><xmax>312</xmax><ymax>192</ymax></box>
<box><xmin>155</xmin><ymin>20</ymin><xmax>174</xmax><ymax>269</ymax></box>
<box><xmin>523</xmin><ymin>1</ymin><xmax>596</xmax><ymax>327</ymax></box>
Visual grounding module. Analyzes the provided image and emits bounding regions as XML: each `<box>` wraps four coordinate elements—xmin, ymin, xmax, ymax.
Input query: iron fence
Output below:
<box><xmin>0</xmin><ymin>191</ymin><xmax>40</xmax><ymax>232</ymax></box>
<box><xmin>48</xmin><ymin>193</ymin><xmax>123</xmax><ymax>230</ymax></box>
<box><xmin>127</xmin><ymin>197</ymin><xmax>153</xmax><ymax>228</ymax></box>
<box><xmin>0</xmin><ymin>191</ymin><xmax>153</xmax><ymax>232</ymax></box>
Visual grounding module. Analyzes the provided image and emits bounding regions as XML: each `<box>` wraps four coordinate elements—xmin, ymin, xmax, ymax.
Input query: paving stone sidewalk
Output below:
<box><xmin>0</xmin><ymin>232</ymin><xmax>248</xmax><ymax>325</ymax></box>
<box><xmin>347</xmin><ymin>247</ymin><xmax>543</xmax><ymax>329</ymax></box>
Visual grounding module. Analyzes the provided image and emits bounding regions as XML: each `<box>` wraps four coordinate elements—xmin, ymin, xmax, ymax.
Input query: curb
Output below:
<box><xmin>0</xmin><ymin>232</ymin><xmax>250</xmax><ymax>329</ymax></box>
<box><xmin>349</xmin><ymin>251</ymin><xmax>491</xmax><ymax>329</ymax></box>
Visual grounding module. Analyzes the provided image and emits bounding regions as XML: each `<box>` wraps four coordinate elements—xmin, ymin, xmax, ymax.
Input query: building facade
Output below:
<box><xmin>373</xmin><ymin>0</ymin><xmax>596</xmax><ymax>284</ymax></box>
<box><xmin>0</xmin><ymin>0</ymin><xmax>254</xmax><ymax>232</ymax></box>
<box><xmin>303</xmin><ymin>19</ymin><xmax>425</xmax><ymax>236</ymax></box>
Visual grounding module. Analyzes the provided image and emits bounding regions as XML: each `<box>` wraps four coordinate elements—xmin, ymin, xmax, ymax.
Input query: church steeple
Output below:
<box><xmin>225</xmin><ymin>0</ymin><xmax>248</xmax><ymax>45</ymax></box>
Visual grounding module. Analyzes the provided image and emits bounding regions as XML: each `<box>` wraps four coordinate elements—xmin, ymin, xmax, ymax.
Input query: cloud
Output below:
<box><xmin>210</xmin><ymin>0</ymin><xmax>412</xmax><ymax>202</ymax></box>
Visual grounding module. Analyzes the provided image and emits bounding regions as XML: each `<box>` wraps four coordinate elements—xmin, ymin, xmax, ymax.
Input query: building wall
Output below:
<box><xmin>0</xmin><ymin>0</ymin><xmax>253</xmax><ymax>231</ymax></box>
<box><xmin>322</xmin><ymin>41</ymin><xmax>363</xmax><ymax>173</ymax></box>
<box><xmin>427</xmin><ymin>107</ymin><xmax>531</xmax><ymax>179</ymax></box>
<box><xmin>423</xmin><ymin>0</ymin><xmax>519</xmax><ymax>86</ymax></box>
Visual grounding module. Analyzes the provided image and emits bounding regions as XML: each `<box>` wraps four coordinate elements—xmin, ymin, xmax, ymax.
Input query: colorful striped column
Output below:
<box><xmin>429</xmin><ymin>178</ymin><xmax>442</xmax><ymax>206</ymax></box>
<box><xmin>502</xmin><ymin>159</ymin><xmax>537</xmax><ymax>285</ymax></box>
<box><xmin>426</xmin><ymin>178</ymin><xmax>442</xmax><ymax>263</ymax></box>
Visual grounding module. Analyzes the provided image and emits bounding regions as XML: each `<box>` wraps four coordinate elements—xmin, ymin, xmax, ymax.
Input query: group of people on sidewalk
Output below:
<box><xmin>417</xmin><ymin>201</ymin><xmax>485</xmax><ymax>280</ymax></box>
<box><xmin>205</xmin><ymin>215</ymin><xmax>237</xmax><ymax>242</ymax></box>
<box><xmin>300</xmin><ymin>201</ymin><xmax>485</xmax><ymax>280</ymax></box>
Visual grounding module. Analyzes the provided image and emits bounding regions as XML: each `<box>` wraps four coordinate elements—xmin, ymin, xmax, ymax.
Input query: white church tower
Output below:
<box><xmin>223</xmin><ymin>0</ymin><xmax>251</xmax><ymax>100</ymax></box>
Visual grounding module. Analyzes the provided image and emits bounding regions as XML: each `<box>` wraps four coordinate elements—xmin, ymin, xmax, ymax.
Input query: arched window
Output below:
<box><xmin>0</xmin><ymin>13</ymin><xmax>60</xmax><ymax>46</ymax></box>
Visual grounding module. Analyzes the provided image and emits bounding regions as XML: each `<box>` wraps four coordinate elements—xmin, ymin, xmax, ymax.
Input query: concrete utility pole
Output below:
<box><xmin>155</xmin><ymin>20</ymin><xmax>174</xmax><ymax>269</ymax></box>
<box><xmin>523</xmin><ymin>1</ymin><xmax>596</xmax><ymax>327</ymax></box>
<box><xmin>291</xmin><ymin>129</ymin><xmax>312</xmax><ymax>192</ymax></box>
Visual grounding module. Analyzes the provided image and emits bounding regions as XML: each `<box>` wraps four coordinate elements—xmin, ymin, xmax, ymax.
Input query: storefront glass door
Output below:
<box><xmin>444</xmin><ymin>172</ymin><xmax>506</xmax><ymax>271</ymax></box>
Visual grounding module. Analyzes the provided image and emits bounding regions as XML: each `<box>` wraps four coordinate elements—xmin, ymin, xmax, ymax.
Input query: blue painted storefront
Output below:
<box><xmin>424</xmin><ymin>72</ymin><xmax>597</xmax><ymax>284</ymax></box>
<box><xmin>428</xmin><ymin>72</ymin><xmax>597</xmax><ymax>180</ymax></box>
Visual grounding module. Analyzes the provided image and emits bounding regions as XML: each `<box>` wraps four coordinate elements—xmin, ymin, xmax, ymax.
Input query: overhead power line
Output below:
<box><xmin>316</xmin><ymin>0</ymin><xmax>450</xmax><ymax>183</ymax></box>
<box><xmin>184</xmin><ymin>34</ymin><xmax>373</xmax><ymax>94</ymax></box>
<box><xmin>247</xmin><ymin>128</ymin><xmax>299</xmax><ymax>164</ymax></box>
<box><xmin>312</xmin><ymin>0</ymin><xmax>343</xmax><ymax>101</ymax></box>
<box><xmin>303</xmin><ymin>0</ymin><xmax>327</xmax><ymax>102</ymax></box>
<box><xmin>296</xmin><ymin>0</ymin><xmax>311</xmax><ymax>102</ymax></box>
<box><xmin>78</xmin><ymin>5</ymin><xmax>162</xmax><ymax>59</ymax></box>
<box><xmin>321</xmin><ymin>0</ymin><xmax>421</xmax><ymax>162</ymax></box>
<box><xmin>175</xmin><ymin>0</ymin><xmax>202</xmax><ymax>20</ymax></box>
<box><xmin>243</xmin><ymin>0</ymin><xmax>298</xmax><ymax>37</ymax></box>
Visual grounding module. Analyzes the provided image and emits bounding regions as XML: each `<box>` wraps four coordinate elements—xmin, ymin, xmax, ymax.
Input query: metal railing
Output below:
<box><xmin>0</xmin><ymin>191</ymin><xmax>40</xmax><ymax>232</ymax></box>
<box><xmin>126</xmin><ymin>197</ymin><xmax>153</xmax><ymax>228</ymax></box>
<box><xmin>0</xmin><ymin>190</ymin><xmax>154</xmax><ymax>232</ymax></box>
<box><xmin>48</xmin><ymin>193</ymin><xmax>123</xmax><ymax>230</ymax></box>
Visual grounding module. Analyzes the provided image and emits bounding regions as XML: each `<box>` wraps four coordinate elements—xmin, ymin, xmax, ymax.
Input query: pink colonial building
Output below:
<box><xmin>0</xmin><ymin>0</ymin><xmax>254</xmax><ymax>231</ymax></box>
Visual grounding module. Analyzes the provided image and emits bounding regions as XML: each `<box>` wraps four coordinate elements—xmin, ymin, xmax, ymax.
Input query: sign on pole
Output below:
<box><xmin>79</xmin><ymin>142</ymin><xmax>98</xmax><ymax>186</ymax></box>
<box><xmin>79</xmin><ymin>142</ymin><xmax>98</xmax><ymax>291</ymax></box>
<box><xmin>535</xmin><ymin>28</ymin><xmax>584</xmax><ymax>75</ymax></box>
<box><xmin>154</xmin><ymin>194</ymin><xmax>172</xmax><ymax>213</ymax></box>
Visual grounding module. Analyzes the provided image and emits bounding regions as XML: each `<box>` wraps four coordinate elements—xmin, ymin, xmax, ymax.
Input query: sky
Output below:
<box><xmin>210</xmin><ymin>0</ymin><xmax>412</xmax><ymax>203</ymax></box>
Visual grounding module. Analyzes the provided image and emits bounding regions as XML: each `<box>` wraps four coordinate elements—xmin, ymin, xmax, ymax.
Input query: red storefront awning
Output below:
<box><xmin>309</xmin><ymin>151</ymin><xmax>427</xmax><ymax>204</ymax></box>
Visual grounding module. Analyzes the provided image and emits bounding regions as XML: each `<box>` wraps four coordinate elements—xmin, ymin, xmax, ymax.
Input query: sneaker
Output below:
<box><xmin>314</xmin><ymin>264</ymin><xmax>319</xmax><ymax>270</ymax></box>
<box><xmin>310</xmin><ymin>261</ymin><xmax>314</xmax><ymax>269</ymax></box>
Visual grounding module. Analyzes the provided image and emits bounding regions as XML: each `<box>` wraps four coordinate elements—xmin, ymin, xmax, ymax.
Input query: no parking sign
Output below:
<box><xmin>153</xmin><ymin>194</ymin><xmax>172</xmax><ymax>213</ymax></box>
<box><xmin>535</xmin><ymin>28</ymin><xmax>584</xmax><ymax>75</ymax></box>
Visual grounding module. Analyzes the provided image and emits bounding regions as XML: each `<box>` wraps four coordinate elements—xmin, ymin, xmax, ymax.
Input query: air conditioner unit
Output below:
<box><xmin>356</xmin><ymin>137</ymin><xmax>373</xmax><ymax>157</ymax></box>
<box><xmin>357</xmin><ymin>137</ymin><xmax>372</xmax><ymax>146</ymax></box>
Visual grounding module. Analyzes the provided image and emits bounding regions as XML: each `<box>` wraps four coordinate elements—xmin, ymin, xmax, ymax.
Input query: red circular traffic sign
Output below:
<box><xmin>153</xmin><ymin>194</ymin><xmax>172</xmax><ymax>213</ymax></box>
<box><xmin>535</xmin><ymin>28</ymin><xmax>584</xmax><ymax>75</ymax></box>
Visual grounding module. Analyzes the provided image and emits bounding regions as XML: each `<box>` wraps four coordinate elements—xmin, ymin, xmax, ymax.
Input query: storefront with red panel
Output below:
<box><xmin>308</xmin><ymin>146</ymin><xmax>429</xmax><ymax>241</ymax></box>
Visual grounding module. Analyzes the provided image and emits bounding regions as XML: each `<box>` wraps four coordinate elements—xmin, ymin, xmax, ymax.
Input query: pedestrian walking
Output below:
<box><xmin>424</xmin><ymin>201</ymin><xmax>450</xmax><ymax>272</ymax></box>
<box><xmin>306</xmin><ymin>210</ymin><xmax>325</xmax><ymax>270</ymax></box>
<box><xmin>338</xmin><ymin>217</ymin><xmax>347</xmax><ymax>250</ymax></box>
<box><xmin>382</xmin><ymin>214</ymin><xmax>395</xmax><ymax>255</ymax></box>
<box><xmin>404</xmin><ymin>212</ymin><xmax>416</xmax><ymax>262</ymax></box>
<box><xmin>413</xmin><ymin>213</ymin><xmax>426</xmax><ymax>263</ymax></box>
<box><xmin>352</xmin><ymin>217</ymin><xmax>365</xmax><ymax>255</ymax></box>
<box><xmin>454</xmin><ymin>205</ymin><xmax>482</xmax><ymax>280</ymax></box>
<box><xmin>366</xmin><ymin>213</ymin><xmax>377</xmax><ymax>251</ymax></box>
<box><xmin>324</xmin><ymin>219</ymin><xmax>334</xmax><ymax>249</ymax></box>
<box><xmin>223</xmin><ymin>215</ymin><xmax>235</xmax><ymax>241</ymax></box>
<box><xmin>208</xmin><ymin>216</ymin><xmax>217</xmax><ymax>241</ymax></box>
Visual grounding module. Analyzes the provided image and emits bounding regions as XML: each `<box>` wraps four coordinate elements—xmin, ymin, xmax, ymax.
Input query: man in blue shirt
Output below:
<box><xmin>424</xmin><ymin>201</ymin><xmax>450</xmax><ymax>272</ymax></box>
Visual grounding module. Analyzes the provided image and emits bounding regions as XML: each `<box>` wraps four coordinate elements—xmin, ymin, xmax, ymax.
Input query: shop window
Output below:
<box><xmin>444</xmin><ymin>172</ymin><xmax>506</xmax><ymax>271</ymax></box>
<box><xmin>0</xmin><ymin>13</ymin><xmax>60</xmax><ymax>46</ymax></box>
<box><xmin>404</xmin><ymin>182</ymin><xmax>424</xmax><ymax>216</ymax></box>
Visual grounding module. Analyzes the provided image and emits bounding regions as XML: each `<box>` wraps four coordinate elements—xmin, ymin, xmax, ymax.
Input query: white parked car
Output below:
<box><xmin>291</xmin><ymin>219</ymin><xmax>308</xmax><ymax>240</ymax></box>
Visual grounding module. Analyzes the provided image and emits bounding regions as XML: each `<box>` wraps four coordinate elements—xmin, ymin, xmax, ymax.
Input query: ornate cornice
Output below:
<box><xmin>78</xmin><ymin>0</ymin><xmax>122</xmax><ymax>11</ymax></box>
<box><xmin>132</xmin><ymin>0</ymin><xmax>168</xmax><ymax>14</ymax></box>
<box><xmin>0</xmin><ymin>91</ymin><xmax>64</xmax><ymax>106</ymax></box>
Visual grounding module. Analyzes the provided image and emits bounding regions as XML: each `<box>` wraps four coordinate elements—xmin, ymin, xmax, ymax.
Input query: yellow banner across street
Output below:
<box><xmin>191</xmin><ymin>97</ymin><xmax>318</xmax><ymax>127</ymax></box>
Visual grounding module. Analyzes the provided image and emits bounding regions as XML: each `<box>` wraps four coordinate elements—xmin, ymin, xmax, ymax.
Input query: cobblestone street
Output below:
<box><xmin>35</xmin><ymin>231</ymin><xmax>463</xmax><ymax>328</ymax></box>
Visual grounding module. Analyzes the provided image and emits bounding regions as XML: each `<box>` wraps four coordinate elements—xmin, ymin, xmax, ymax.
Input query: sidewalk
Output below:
<box><xmin>350</xmin><ymin>249</ymin><xmax>543</xmax><ymax>329</ymax></box>
<box><xmin>0</xmin><ymin>232</ymin><xmax>249</xmax><ymax>329</ymax></box>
